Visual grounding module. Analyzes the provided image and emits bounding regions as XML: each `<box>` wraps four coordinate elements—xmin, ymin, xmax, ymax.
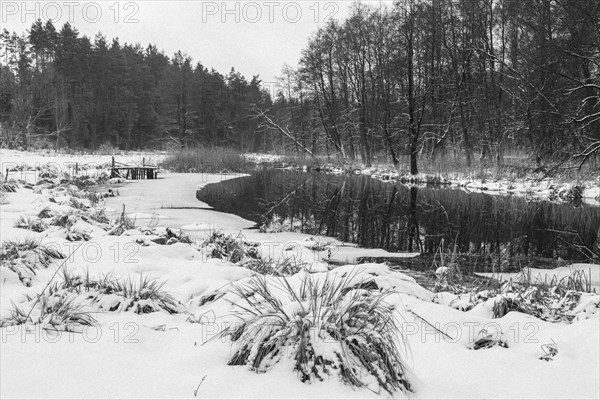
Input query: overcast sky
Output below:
<box><xmin>2</xmin><ymin>1</ymin><xmax>393</xmax><ymax>86</ymax></box>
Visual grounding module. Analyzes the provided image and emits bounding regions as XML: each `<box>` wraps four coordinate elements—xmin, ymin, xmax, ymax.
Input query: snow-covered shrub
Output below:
<box><xmin>70</xmin><ymin>175</ymin><xmax>99</xmax><ymax>188</ymax></box>
<box><xmin>0</xmin><ymin>182</ymin><xmax>18</xmax><ymax>193</ymax></box>
<box><xmin>38</xmin><ymin>206</ymin><xmax>54</xmax><ymax>218</ymax></box>
<box><xmin>107</xmin><ymin>274</ymin><xmax>183</xmax><ymax>314</ymax></box>
<box><xmin>0</xmin><ymin>295</ymin><xmax>97</xmax><ymax>331</ymax></box>
<box><xmin>220</xmin><ymin>273</ymin><xmax>412</xmax><ymax>394</ymax></box>
<box><xmin>46</xmin><ymin>270</ymin><xmax>184</xmax><ymax>315</ymax></box>
<box><xmin>0</xmin><ymin>182</ymin><xmax>17</xmax><ymax>205</ymax></box>
<box><xmin>70</xmin><ymin>197</ymin><xmax>90</xmax><ymax>210</ymax></box>
<box><xmin>39</xmin><ymin>165</ymin><xmax>60</xmax><ymax>180</ymax></box>
<box><xmin>444</xmin><ymin>268</ymin><xmax>598</xmax><ymax>322</ymax></box>
<box><xmin>149</xmin><ymin>227</ymin><xmax>193</xmax><ymax>245</ymax></box>
<box><xmin>1</xmin><ymin>269</ymin><xmax>181</xmax><ymax>327</ymax></box>
<box><xmin>240</xmin><ymin>256</ymin><xmax>307</xmax><ymax>276</ymax></box>
<box><xmin>88</xmin><ymin>207</ymin><xmax>110</xmax><ymax>224</ymax></box>
<box><xmin>492</xmin><ymin>295</ymin><xmax>534</xmax><ymax>318</ymax></box>
<box><xmin>0</xmin><ymin>239</ymin><xmax>65</xmax><ymax>286</ymax></box>
<box><xmin>468</xmin><ymin>330</ymin><xmax>508</xmax><ymax>350</ymax></box>
<box><xmin>14</xmin><ymin>216</ymin><xmax>48</xmax><ymax>232</ymax></box>
<box><xmin>201</xmin><ymin>230</ymin><xmax>259</xmax><ymax>264</ymax></box>
<box><xmin>201</xmin><ymin>231</ymin><xmax>310</xmax><ymax>276</ymax></box>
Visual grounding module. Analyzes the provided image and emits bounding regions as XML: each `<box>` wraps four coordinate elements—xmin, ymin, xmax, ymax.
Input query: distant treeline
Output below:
<box><xmin>1</xmin><ymin>0</ymin><xmax>599</xmax><ymax>174</ymax></box>
<box><xmin>0</xmin><ymin>20</ymin><xmax>271</xmax><ymax>150</ymax></box>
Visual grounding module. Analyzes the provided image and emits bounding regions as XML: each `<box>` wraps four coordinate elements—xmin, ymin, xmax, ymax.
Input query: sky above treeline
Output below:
<box><xmin>2</xmin><ymin>0</ymin><xmax>393</xmax><ymax>85</ymax></box>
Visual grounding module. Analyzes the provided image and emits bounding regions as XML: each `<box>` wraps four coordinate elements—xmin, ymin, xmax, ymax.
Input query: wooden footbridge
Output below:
<box><xmin>110</xmin><ymin>157</ymin><xmax>158</xmax><ymax>179</ymax></box>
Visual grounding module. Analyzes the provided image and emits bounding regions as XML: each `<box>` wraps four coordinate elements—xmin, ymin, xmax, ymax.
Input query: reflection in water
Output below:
<box><xmin>197</xmin><ymin>169</ymin><xmax>600</xmax><ymax>270</ymax></box>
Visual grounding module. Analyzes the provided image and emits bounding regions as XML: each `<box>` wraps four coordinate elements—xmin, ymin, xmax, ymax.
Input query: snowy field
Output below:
<box><xmin>1</xmin><ymin>149</ymin><xmax>599</xmax><ymax>399</ymax></box>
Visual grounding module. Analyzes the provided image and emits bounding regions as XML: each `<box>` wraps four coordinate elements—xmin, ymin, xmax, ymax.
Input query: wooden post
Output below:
<box><xmin>111</xmin><ymin>156</ymin><xmax>115</xmax><ymax>178</ymax></box>
<box><xmin>120</xmin><ymin>203</ymin><xmax>126</xmax><ymax>224</ymax></box>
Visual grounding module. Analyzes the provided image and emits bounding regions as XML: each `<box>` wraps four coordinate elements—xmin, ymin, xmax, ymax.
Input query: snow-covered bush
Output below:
<box><xmin>1</xmin><ymin>295</ymin><xmax>97</xmax><ymax>330</ymax></box>
<box><xmin>103</xmin><ymin>274</ymin><xmax>183</xmax><ymax>314</ymax></box>
<box><xmin>220</xmin><ymin>273</ymin><xmax>412</xmax><ymax>394</ymax></box>
<box><xmin>439</xmin><ymin>268</ymin><xmax>599</xmax><ymax>322</ymax></box>
<box><xmin>14</xmin><ymin>216</ymin><xmax>48</xmax><ymax>232</ymax></box>
<box><xmin>239</xmin><ymin>256</ymin><xmax>307</xmax><ymax>276</ymax></box>
<box><xmin>0</xmin><ymin>182</ymin><xmax>18</xmax><ymax>193</ymax></box>
<box><xmin>201</xmin><ymin>230</ymin><xmax>259</xmax><ymax>264</ymax></box>
<box><xmin>0</xmin><ymin>239</ymin><xmax>65</xmax><ymax>285</ymax></box>
<box><xmin>50</xmin><ymin>270</ymin><xmax>184</xmax><ymax>314</ymax></box>
<box><xmin>0</xmin><ymin>182</ymin><xmax>17</xmax><ymax>204</ymax></box>
<box><xmin>1</xmin><ymin>270</ymin><xmax>184</xmax><ymax>329</ymax></box>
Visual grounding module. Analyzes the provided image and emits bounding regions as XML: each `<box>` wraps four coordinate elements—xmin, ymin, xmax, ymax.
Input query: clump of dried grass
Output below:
<box><xmin>0</xmin><ymin>239</ymin><xmax>65</xmax><ymax>285</ymax></box>
<box><xmin>0</xmin><ymin>295</ymin><xmax>97</xmax><ymax>331</ymax></box>
<box><xmin>468</xmin><ymin>329</ymin><xmax>509</xmax><ymax>350</ymax></box>
<box><xmin>201</xmin><ymin>230</ymin><xmax>263</xmax><ymax>263</ymax></box>
<box><xmin>443</xmin><ymin>266</ymin><xmax>598</xmax><ymax>322</ymax></box>
<box><xmin>240</xmin><ymin>256</ymin><xmax>307</xmax><ymax>276</ymax></box>
<box><xmin>0</xmin><ymin>182</ymin><xmax>18</xmax><ymax>193</ymax></box>
<box><xmin>14</xmin><ymin>216</ymin><xmax>48</xmax><ymax>232</ymax></box>
<box><xmin>47</xmin><ymin>269</ymin><xmax>183</xmax><ymax>315</ymax></box>
<box><xmin>219</xmin><ymin>273</ymin><xmax>412</xmax><ymax>394</ymax></box>
<box><xmin>0</xmin><ymin>181</ymin><xmax>17</xmax><ymax>204</ymax></box>
<box><xmin>202</xmin><ymin>230</ymin><xmax>249</xmax><ymax>263</ymax></box>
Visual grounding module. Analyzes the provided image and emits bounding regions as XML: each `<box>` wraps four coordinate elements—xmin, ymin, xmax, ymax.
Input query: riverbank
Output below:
<box><xmin>2</xmin><ymin>148</ymin><xmax>599</xmax><ymax>205</ymax></box>
<box><xmin>245</xmin><ymin>153</ymin><xmax>600</xmax><ymax>206</ymax></box>
<box><xmin>1</xmin><ymin>149</ymin><xmax>599</xmax><ymax>399</ymax></box>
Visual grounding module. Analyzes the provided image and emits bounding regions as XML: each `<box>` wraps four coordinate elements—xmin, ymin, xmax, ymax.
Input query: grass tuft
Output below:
<box><xmin>0</xmin><ymin>301</ymin><xmax>28</xmax><ymax>327</ymax></box>
<box><xmin>39</xmin><ymin>294</ymin><xmax>98</xmax><ymax>328</ymax></box>
<box><xmin>219</xmin><ymin>273</ymin><xmax>411</xmax><ymax>394</ymax></box>
<box><xmin>14</xmin><ymin>216</ymin><xmax>48</xmax><ymax>232</ymax></box>
<box><xmin>47</xmin><ymin>269</ymin><xmax>183</xmax><ymax>315</ymax></box>
<box><xmin>442</xmin><ymin>267</ymin><xmax>598</xmax><ymax>322</ymax></box>
<box><xmin>0</xmin><ymin>295</ymin><xmax>97</xmax><ymax>330</ymax></box>
<box><xmin>240</xmin><ymin>256</ymin><xmax>307</xmax><ymax>276</ymax></box>
<box><xmin>202</xmin><ymin>230</ymin><xmax>259</xmax><ymax>264</ymax></box>
<box><xmin>110</xmin><ymin>274</ymin><xmax>182</xmax><ymax>314</ymax></box>
<box><xmin>0</xmin><ymin>239</ymin><xmax>65</xmax><ymax>285</ymax></box>
<box><xmin>0</xmin><ymin>182</ymin><xmax>18</xmax><ymax>193</ymax></box>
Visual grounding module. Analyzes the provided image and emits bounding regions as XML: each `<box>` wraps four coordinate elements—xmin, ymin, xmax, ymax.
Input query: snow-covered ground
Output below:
<box><xmin>1</xmin><ymin>149</ymin><xmax>599</xmax><ymax>399</ymax></box>
<box><xmin>0</xmin><ymin>148</ymin><xmax>167</xmax><ymax>183</ymax></box>
<box><xmin>354</xmin><ymin>167</ymin><xmax>600</xmax><ymax>206</ymax></box>
<box><xmin>0</xmin><ymin>148</ymin><xmax>167</xmax><ymax>167</ymax></box>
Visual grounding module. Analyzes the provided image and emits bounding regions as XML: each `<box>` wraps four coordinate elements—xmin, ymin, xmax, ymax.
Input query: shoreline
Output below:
<box><xmin>265</xmin><ymin>163</ymin><xmax>600</xmax><ymax>206</ymax></box>
<box><xmin>1</xmin><ymin>148</ymin><xmax>598</xmax><ymax>206</ymax></box>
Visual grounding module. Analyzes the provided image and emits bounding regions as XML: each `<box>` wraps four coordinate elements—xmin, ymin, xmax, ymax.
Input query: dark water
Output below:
<box><xmin>197</xmin><ymin>169</ymin><xmax>600</xmax><ymax>272</ymax></box>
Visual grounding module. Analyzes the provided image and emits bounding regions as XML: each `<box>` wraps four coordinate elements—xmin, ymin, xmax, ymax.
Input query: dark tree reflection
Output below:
<box><xmin>198</xmin><ymin>169</ymin><xmax>600</xmax><ymax>267</ymax></box>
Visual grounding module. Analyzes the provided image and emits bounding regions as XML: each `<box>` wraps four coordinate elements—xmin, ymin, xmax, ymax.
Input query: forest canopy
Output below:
<box><xmin>0</xmin><ymin>19</ymin><xmax>271</xmax><ymax>151</ymax></box>
<box><xmin>1</xmin><ymin>0</ymin><xmax>599</xmax><ymax>173</ymax></box>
